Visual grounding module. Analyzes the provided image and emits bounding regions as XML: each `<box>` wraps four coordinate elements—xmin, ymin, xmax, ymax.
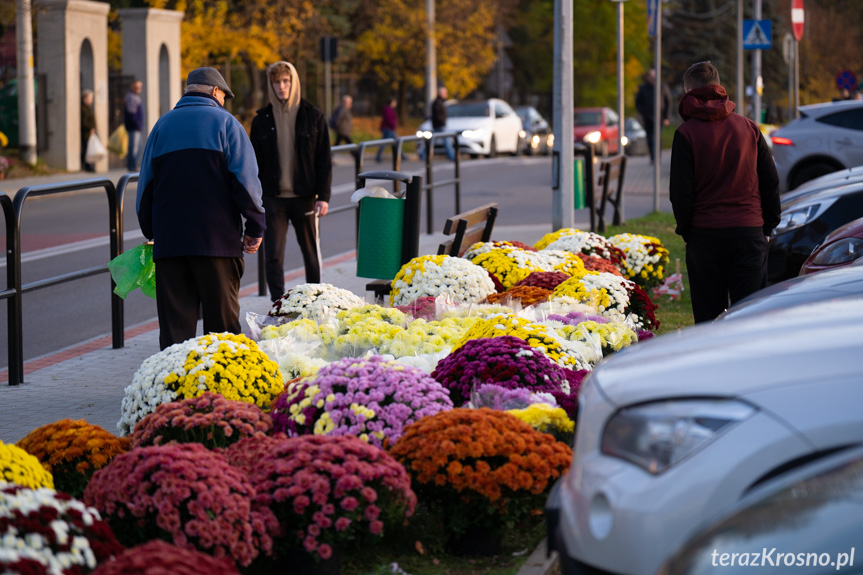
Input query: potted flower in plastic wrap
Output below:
<box><xmin>388</xmin><ymin>408</ymin><xmax>572</xmax><ymax>555</ymax></box>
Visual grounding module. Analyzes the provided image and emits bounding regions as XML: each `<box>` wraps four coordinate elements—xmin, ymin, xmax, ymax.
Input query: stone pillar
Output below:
<box><xmin>36</xmin><ymin>0</ymin><xmax>110</xmax><ymax>172</ymax></box>
<box><xmin>118</xmin><ymin>8</ymin><xmax>184</xmax><ymax>136</ymax></box>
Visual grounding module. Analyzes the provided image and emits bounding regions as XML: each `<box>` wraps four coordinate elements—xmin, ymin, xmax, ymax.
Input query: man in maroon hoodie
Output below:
<box><xmin>670</xmin><ymin>61</ymin><xmax>780</xmax><ymax>323</ymax></box>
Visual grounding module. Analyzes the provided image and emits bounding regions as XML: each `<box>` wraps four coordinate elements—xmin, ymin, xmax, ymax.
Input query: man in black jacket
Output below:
<box><xmin>635</xmin><ymin>69</ymin><xmax>671</xmax><ymax>165</ymax></box>
<box><xmin>423</xmin><ymin>86</ymin><xmax>455</xmax><ymax>160</ymax></box>
<box><xmin>250</xmin><ymin>61</ymin><xmax>333</xmax><ymax>301</ymax></box>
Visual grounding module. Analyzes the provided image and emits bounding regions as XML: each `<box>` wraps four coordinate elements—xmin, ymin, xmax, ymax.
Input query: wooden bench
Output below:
<box><xmin>365</xmin><ymin>203</ymin><xmax>499</xmax><ymax>302</ymax></box>
<box><xmin>593</xmin><ymin>155</ymin><xmax>627</xmax><ymax>234</ymax></box>
<box><xmin>437</xmin><ymin>203</ymin><xmax>498</xmax><ymax>256</ymax></box>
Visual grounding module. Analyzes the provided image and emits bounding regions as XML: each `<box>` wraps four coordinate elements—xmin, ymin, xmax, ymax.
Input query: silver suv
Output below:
<box><xmin>771</xmin><ymin>99</ymin><xmax>863</xmax><ymax>193</ymax></box>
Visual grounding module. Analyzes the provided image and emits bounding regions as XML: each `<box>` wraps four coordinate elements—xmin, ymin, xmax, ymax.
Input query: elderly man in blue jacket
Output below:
<box><xmin>137</xmin><ymin>67</ymin><xmax>266</xmax><ymax>350</ymax></box>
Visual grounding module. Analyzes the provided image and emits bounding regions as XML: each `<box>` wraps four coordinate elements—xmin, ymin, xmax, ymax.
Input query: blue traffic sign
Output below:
<box><xmin>743</xmin><ymin>19</ymin><xmax>772</xmax><ymax>50</ymax></box>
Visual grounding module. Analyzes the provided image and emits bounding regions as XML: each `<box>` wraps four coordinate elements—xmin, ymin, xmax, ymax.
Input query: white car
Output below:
<box><xmin>546</xmin><ymin>298</ymin><xmax>863</xmax><ymax>575</ymax></box>
<box><xmin>417</xmin><ymin>98</ymin><xmax>523</xmax><ymax>158</ymax></box>
<box><xmin>771</xmin><ymin>99</ymin><xmax>863</xmax><ymax>193</ymax></box>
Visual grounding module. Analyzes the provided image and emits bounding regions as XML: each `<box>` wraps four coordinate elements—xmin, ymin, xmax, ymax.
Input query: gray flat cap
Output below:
<box><xmin>187</xmin><ymin>67</ymin><xmax>234</xmax><ymax>99</ymax></box>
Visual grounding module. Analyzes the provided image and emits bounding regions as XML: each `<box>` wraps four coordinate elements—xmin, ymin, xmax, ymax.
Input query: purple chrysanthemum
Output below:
<box><xmin>431</xmin><ymin>336</ymin><xmax>572</xmax><ymax>406</ymax></box>
<box><xmin>270</xmin><ymin>356</ymin><xmax>453</xmax><ymax>447</ymax></box>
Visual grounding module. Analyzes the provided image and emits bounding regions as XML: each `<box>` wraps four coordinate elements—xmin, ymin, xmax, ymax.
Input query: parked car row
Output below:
<box><xmin>417</xmin><ymin>99</ymin><xmax>654</xmax><ymax>161</ymax></box>
<box><xmin>547</xmin><ymin>103</ymin><xmax>863</xmax><ymax>574</ymax></box>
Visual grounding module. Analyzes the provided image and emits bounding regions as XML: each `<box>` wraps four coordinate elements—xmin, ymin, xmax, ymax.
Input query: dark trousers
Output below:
<box><xmin>263</xmin><ymin>196</ymin><xmax>321</xmax><ymax>301</ymax></box>
<box><xmin>643</xmin><ymin>117</ymin><xmax>656</xmax><ymax>163</ymax></box>
<box><xmin>155</xmin><ymin>256</ymin><xmax>244</xmax><ymax>350</ymax></box>
<box><xmin>334</xmin><ymin>134</ymin><xmax>353</xmax><ymax>146</ymax></box>
<box><xmin>685</xmin><ymin>234</ymin><xmax>769</xmax><ymax>323</ymax></box>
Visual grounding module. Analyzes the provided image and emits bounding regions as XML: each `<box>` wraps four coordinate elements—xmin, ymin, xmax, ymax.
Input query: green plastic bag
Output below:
<box><xmin>108</xmin><ymin>243</ymin><xmax>156</xmax><ymax>299</ymax></box>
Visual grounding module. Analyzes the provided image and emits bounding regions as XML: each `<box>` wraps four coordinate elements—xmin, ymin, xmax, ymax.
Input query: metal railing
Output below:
<box><xmin>2</xmin><ymin>134</ymin><xmax>470</xmax><ymax>378</ymax></box>
<box><xmin>4</xmin><ymin>178</ymin><xmax>127</xmax><ymax>384</ymax></box>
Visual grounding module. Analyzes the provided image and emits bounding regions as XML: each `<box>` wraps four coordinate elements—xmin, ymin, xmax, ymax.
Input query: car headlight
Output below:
<box><xmin>811</xmin><ymin>237</ymin><xmax>863</xmax><ymax>265</ymax></box>
<box><xmin>601</xmin><ymin>399</ymin><xmax>755</xmax><ymax>474</ymax></box>
<box><xmin>519</xmin><ymin>130</ymin><xmax>526</xmax><ymax>138</ymax></box>
<box><xmin>621</xmin><ymin>136</ymin><xmax>629</xmax><ymax>146</ymax></box>
<box><xmin>772</xmin><ymin>198</ymin><xmax>837</xmax><ymax>236</ymax></box>
<box><xmin>531</xmin><ymin>135</ymin><xmax>540</xmax><ymax>147</ymax></box>
<box><xmin>547</xmin><ymin>134</ymin><xmax>554</xmax><ymax>147</ymax></box>
<box><xmin>461</xmin><ymin>129</ymin><xmax>486</xmax><ymax>139</ymax></box>
<box><xmin>416</xmin><ymin>130</ymin><xmax>432</xmax><ymax>139</ymax></box>
<box><xmin>583</xmin><ymin>131</ymin><xmax>602</xmax><ymax>144</ymax></box>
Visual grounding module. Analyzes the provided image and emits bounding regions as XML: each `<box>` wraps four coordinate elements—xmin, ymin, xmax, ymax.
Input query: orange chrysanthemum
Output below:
<box><xmin>388</xmin><ymin>408</ymin><xmax>571</xmax><ymax>535</ymax></box>
<box><xmin>17</xmin><ymin>419</ymin><xmax>130</xmax><ymax>497</ymax></box>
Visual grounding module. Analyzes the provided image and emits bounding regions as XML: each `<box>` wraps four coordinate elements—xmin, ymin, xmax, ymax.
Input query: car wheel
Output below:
<box><xmin>790</xmin><ymin>163</ymin><xmax>841</xmax><ymax>190</ymax></box>
<box><xmin>487</xmin><ymin>136</ymin><xmax>497</xmax><ymax>158</ymax></box>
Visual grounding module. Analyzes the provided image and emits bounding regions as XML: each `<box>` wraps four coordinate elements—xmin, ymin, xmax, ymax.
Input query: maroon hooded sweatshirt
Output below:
<box><xmin>669</xmin><ymin>84</ymin><xmax>780</xmax><ymax>241</ymax></box>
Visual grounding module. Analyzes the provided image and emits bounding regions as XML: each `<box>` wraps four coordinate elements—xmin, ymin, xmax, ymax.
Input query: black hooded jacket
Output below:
<box><xmin>250</xmin><ymin>98</ymin><xmax>332</xmax><ymax>202</ymax></box>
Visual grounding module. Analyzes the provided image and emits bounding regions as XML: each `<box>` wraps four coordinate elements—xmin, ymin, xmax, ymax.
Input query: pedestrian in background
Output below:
<box><xmin>635</xmin><ymin>69</ymin><xmax>671</xmax><ymax>165</ymax></box>
<box><xmin>136</xmin><ymin>67</ymin><xmax>265</xmax><ymax>350</ymax></box>
<box><xmin>331</xmin><ymin>95</ymin><xmax>354</xmax><ymax>146</ymax></box>
<box><xmin>422</xmin><ymin>86</ymin><xmax>455</xmax><ymax>160</ymax></box>
<box><xmin>669</xmin><ymin>60</ymin><xmax>780</xmax><ymax>323</ymax></box>
<box><xmin>250</xmin><ymin>61</ymin><xmax>332</xmax><ymax>302</ymax></box>
<box><xmin>80</xmin><ymin>89</ymin><xmax>96</xmax><ymax>173</ymax></box>
<box><xmin>124</xmin><ymin>80</ymin><xmax>144</xmax><ymax>171</ymax></box>
<box><xmin>376</xmin><ymin>95</ymin><xmax>405</xmax><ymax>163</ymax></box>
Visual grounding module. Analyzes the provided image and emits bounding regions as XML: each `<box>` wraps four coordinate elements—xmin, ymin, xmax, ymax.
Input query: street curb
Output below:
<box><xmin>517</xmin><ymin>538</ymin><xmax>559</xmax><ymax>575</ymax></box>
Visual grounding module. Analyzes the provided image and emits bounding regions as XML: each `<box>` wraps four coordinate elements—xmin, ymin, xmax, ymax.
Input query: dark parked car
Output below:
<box><xmin>719</xmin><ymin>264</ymin><xmax>863</xmax><ymax>321</ymax></box>
<box><xmin>767</xmin><ymin>180</ymin><xmax>863</xmax><ymax>283</ymax></box>
<box><xmin>623</xmin><ymin>117</ymin><xmax>648</xmax><ymax>156</ymax></box>
<box><xmin>515</xmin><ymin>106</ymin><xmax>552</xmax><ymax>156</ymax></box>
<box><xmin>658</xmin><ymin>446</ymin><xmax>863</xmax><ymax>575</ymax></box>
<box><xmin>799</xmin><ymin>216</ymin><xmax>863</xmax><ymax>275</ymax></box>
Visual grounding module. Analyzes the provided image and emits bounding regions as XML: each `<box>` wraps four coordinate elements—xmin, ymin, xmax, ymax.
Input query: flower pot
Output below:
<box><xmin>285</xmin><ymin>545</ymin><xmax>343</xmax><ymax>575</ymax></box>
<box><xmin>445</xmin><ymin>522</ymin><xmax>504</xmax><ymax>556</ymax></box>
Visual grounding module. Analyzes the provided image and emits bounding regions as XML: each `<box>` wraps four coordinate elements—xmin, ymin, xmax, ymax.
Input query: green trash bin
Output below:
<box><xmin>573</xmin><ymin>157</ymin><xmax>586</xmax><ymax>209</ymax></box>
<box><xmin>356</xmin><ymin>196</ymin><xmax>406</xmax><ymax>279</ymax></box>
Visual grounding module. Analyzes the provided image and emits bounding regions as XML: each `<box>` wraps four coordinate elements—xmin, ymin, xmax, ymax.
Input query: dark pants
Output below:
<box><xmin>155</xmin><ymin>256</ymin><xmax>244</xmax><ymax>350</ymax></box>
<box><xmin>334</xmin><ymin>134</ymin><xmax>353</xmax><ymax>146</ymax></box>
<box><xmin>685</xmin><ymin>233</ymin><xmax>769</xmax><ymax>323</ymax></box>
<box><xmin>263</xmin><ymin>196</ymin><xmax>321</xmax><ymax>301</ymax></box>
<box><xmin>643</xmin><ymin>117</ymin><xmax>656</xmax><ymax>163</ymax></box>
<box><xmin>376</xmin><ymin>128</ymin><xmax>405</xmax><ymax>162</ymax></box>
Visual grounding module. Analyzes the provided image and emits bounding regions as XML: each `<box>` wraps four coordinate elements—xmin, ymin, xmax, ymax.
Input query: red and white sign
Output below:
<box><xmin>792</xmin><ymin>0</ymin><xmax>805</xmax><ymax>41</ymax></box>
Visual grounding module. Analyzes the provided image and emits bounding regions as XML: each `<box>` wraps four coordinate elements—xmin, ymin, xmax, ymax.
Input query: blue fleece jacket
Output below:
<box><xmin>136</xmin><ymin>93</ymin><xmax>266</xmax><ymax>260</ymax></box>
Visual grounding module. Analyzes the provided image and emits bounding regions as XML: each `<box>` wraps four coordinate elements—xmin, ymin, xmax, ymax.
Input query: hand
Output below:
<box><xmin>243</xmin><ymin>235</ymin><xmax>262</xmax><ymax>254</ymax></box>
<box><xmin>663</xmin><ymin>118</ymin><xmax>670</xmax><ymax>127</ymax></box>
<box><xmin>315</xmin><ymin>201</ymin><xmax>329</xmax><ymax>217</ymax></box>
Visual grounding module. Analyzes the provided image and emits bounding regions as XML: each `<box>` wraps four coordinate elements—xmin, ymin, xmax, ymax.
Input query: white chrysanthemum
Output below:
<box><xmin>117</xmin><ymin>340</ymin><xmax>191</xmax><ymax>435</ymax></box>
<box><xmin>390</xmin><ymin>255</ymin><xmax>495</xmax><ymax>306</ymax></box>
<box><xmin>269</xmin><ymin>283</ymin><xmax>365</xmax><ymax>319</ymax></box>
<box><xmin>0</xmin><ymin>487</ymin><xmax>104</xmax><ymax>573</ymax></box>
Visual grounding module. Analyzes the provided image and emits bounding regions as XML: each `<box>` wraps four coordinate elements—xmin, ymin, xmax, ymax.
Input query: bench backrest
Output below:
<box><xmin>437</xmin><ymin>203</ymin><xmax>499</xmax><ymax>256</ymax></box>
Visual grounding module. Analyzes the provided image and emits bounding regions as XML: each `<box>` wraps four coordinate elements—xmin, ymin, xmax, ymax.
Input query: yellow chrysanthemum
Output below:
<box><xmin>0</xmin><ymin>441</ymin><xmax>54</xmax><ymax>489</ymax></box>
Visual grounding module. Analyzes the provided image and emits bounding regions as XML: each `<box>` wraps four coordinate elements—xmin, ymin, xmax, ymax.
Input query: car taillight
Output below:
<box><xmin>771</xmin><ymin>136</ymin><xmax>794</xmax><ymax>146</ymax></box>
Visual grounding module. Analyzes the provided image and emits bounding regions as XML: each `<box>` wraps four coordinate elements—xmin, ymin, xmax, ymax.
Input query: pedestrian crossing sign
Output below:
<box><xmin>743</xmin><ymin>19</ymin><xmax>772</xmax><ymax>50</ymax></box>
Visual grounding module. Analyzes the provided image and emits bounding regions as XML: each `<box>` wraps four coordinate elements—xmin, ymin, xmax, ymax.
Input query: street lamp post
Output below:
<box><xmin>610</xmin><ymin>0</ymin><xmax>629</xmax><ymax>220</ymax></box>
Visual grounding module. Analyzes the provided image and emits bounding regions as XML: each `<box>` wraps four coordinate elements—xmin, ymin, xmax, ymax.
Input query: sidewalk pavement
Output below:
<box><xmin>0</xmin><ymin>151</ymin><xmax>670</xmax><ymax>575</ymax></box>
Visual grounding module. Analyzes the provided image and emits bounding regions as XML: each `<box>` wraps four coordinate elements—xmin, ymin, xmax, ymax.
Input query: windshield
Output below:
<box><xmin>447</xmin><ymin>102</ymin><xmax>491</xmax><ymax>118</ymax></box>
<box><xmin>516</xmin><ymin>108</ymin><xmax>530</xmax><ymax>122</ymax></box>
<box><xmin>574</xmin><ymin>111</ymin><xmax>602</xmax><ymax>126</ymax></box>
